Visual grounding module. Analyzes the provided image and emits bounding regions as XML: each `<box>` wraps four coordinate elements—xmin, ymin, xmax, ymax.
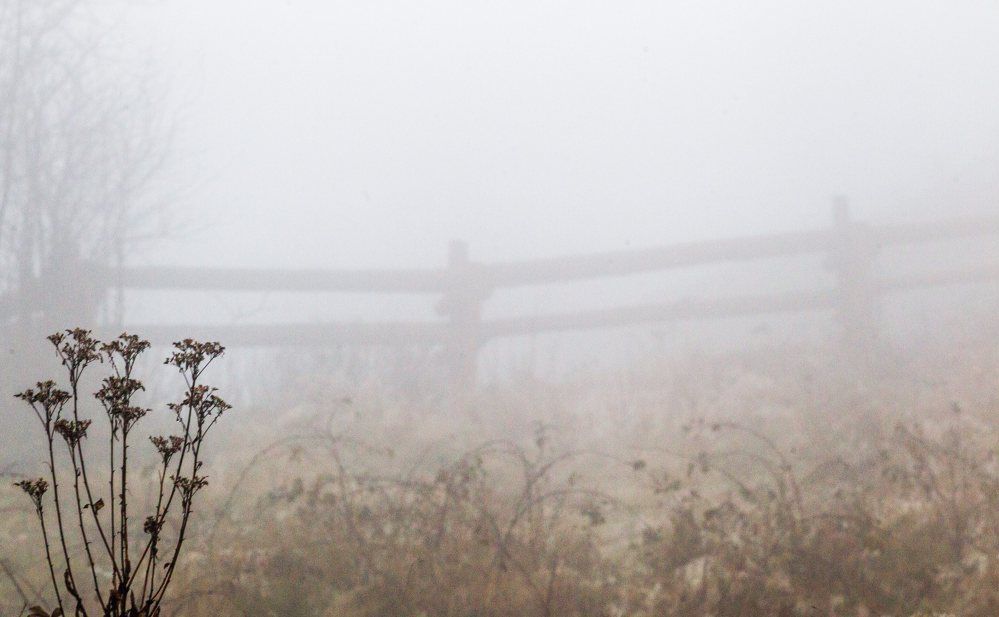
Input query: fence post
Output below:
<box><xmin>437</xmin><ymin>240</ymin><xmax>489</xmax><ymax>401</ymax></box>
<box><xmin>829</xmin><ymin>197</ymin><xmax>880</xmax><ymax>357</ymax></box>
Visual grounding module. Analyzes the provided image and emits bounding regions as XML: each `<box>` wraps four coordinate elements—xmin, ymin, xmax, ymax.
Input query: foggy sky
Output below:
<box><xmin>116</xmin><ymin>0</ymin><xmax>999</xmax><ymax>272</ymax></box>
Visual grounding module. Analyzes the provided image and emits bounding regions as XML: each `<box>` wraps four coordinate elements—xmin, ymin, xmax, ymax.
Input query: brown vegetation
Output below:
<box><xmin>4</xmin><ymin>330</ymin><xmax>999</xmax><ymax>616</ymax></box>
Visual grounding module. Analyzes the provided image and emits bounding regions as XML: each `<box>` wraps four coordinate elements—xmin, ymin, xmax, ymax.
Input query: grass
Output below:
<box><xmin>3</xmin><ymin>330</ymin><xmax>998</xmax><ymax>616</ymax></box>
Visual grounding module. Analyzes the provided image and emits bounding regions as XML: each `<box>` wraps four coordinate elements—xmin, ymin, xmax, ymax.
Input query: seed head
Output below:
<box><xmin>150</xmin><ymin>435</ymin><xmax>184</xmax><ymax>464</ymax></box>
<box><xmin>165</xmin><ymin>339</ymin><xmax>225</xmax><ymax>378</ymax></box>
<box><xmin>49</xmin><ymin>329</ymin><xmax>102</xmax><ymax>377</ymax></box>
<box><xmin>54</xmin><ymin>418</ymin><xmax>92</xmax><ymax>446</ymax></box>
<box><xmin>15</xmin><ymin>478</ymin><xmax>48</xmax><ymax>509</ymax></box>
<box><xmin>144</xmin><ymin>515</ymin><xmax>163</xmax><ymax>536</ymax></box>
<box><xmin>102</xmin><ymin>333</ymin><xmax>151</xmax><ymax>372</ymax></box>
<box><xmin>15</xmin><ymin>381</ymin><xmax>71</xmax><ymax>423</ymax></box>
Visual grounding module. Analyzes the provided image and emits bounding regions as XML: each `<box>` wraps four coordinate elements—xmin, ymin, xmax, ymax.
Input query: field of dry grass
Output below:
<box><xmin>3</xmin><ymin>332</ymin><xmax>998</xmax><ymax>616</ymax></box>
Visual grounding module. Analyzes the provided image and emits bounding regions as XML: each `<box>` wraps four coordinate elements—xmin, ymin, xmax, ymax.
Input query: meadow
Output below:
<box><xmin>2</xmin><ymin>327</ymin><xmax>998</xmax><ymax>617</ymax></box>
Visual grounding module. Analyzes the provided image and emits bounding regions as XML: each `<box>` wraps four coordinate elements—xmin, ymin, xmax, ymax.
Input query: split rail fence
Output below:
<box><xmin>4</xmin><ymin>204</ymin><xmax>999</xmax><ymax>387</ymax></box>
<box><xmin>115</xmin><ymin>204</ymin><xmax>999</xmax><ymax>386</ymax></box>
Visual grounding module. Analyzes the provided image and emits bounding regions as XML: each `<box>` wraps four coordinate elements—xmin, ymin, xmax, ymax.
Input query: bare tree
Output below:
<box><xmin>0</xmin><ymin>0</ymin><xmax>172</xmax><ymax>324</ymax></box>
<box><xmin>1</xmin><ymin>0</ymin><xmax>174</xmax><ymax>460</ymax></box>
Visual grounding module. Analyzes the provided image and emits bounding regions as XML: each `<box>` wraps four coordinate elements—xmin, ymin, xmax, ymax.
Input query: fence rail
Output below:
<box><xmin>118</xmin><ymin>262</ymin><xmax>999</xmax><ymax>345</ymax></box>
<box><xmin>6</xmin><ymin>204</ymin><xmax>999</xmax><ymax>388</ymax></box>
<box><xmin>112</xmin><ymin>214</ymin><xmax>999</xmax><ymax>293</ymax></box>
<box><xmin>118</xmin><ymin>265</ymin><xmax>451</xmax><ymax>293</ymax></box>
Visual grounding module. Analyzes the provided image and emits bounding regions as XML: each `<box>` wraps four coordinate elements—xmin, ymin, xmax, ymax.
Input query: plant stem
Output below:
<box><xmin>69</xmin><ymin>446</ymin><xmax>106</xmax><ymax>611</ymax></box>
<box><xmin>36</xmin><ymin>506</ymin><xmax>66</xmax><ymax>616</ymax></box>
<box><xmin>47</xmin><ymin>427</ymin><xmax>83</xmax><ymax>612</ymax></box>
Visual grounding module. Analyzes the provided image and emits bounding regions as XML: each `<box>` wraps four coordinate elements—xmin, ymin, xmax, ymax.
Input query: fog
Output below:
<box><xmin>110</xmin><ymin>0</ymin><xmax>999</xmax><ymax>369</ymax></box>
<box><xmin>2</xmin><ymin>1</ymin><xmax>999</xmax><ymax>615</ymax></box>
<box><xmin>133</xmin><ymin>0</ymin><xmax>998</xmax><ymax>269</ymax></box>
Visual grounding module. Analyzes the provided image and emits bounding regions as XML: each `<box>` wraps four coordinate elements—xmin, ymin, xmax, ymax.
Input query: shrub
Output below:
<box><xmin>194</xmin><ymin>424</ymin><xmax>624</xmax><ymax>616</ymax></box>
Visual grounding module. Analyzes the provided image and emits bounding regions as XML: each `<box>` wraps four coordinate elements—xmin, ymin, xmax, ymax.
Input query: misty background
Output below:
<box><xmin>3</xmin><ymin>0</ymin><xmax>999</xmax><ymax>401</ymax></box>
<box><xmin>129</xmin><ymin>0</ymin><xmax>999</xmax><ymax>265</ymax></box>
<box><xmin>5</xmin><ymin>4</ymin><xmax>999</xmax><ymax>614</ymax></box>
<box><xmin>130</xmin><ymin>1</ymin><xmax>999</xmax><ymax>375</ymax></box>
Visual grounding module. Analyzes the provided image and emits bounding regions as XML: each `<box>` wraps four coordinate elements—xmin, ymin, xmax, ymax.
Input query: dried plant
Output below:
<box><xmin>12</xmin><ymin>329</ymin><xmax>230</xmax><ymax>617</ymax></box>
<box><xmin>632</xmin><ymin>415</ymin><xmax>999</xmax><ymax>616</ymax></box>
<box><xmin>6</xmin><ymin>334</ymin><xmax>998</xmax><ymax>617</ymax></box>
<box><xmin>191</xmin><ymin>421</ymin><xmax>627</xmax><ymax>617</ymax></box>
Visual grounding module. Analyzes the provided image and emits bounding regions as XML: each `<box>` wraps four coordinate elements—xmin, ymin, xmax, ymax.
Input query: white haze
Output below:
<box><xmin>4</xmin><ymin>4</ymin><xmax>999</xmax><ymax>610</ymax></box>
<box><xmin>119</xmin><ymin>0</ymin><xmax>998</xmax><ymax>271</ymax></box>
<box><xmin>1</xmin><ymin>0</ymin><xmax>995</xmax><ymax>387</ymax></box>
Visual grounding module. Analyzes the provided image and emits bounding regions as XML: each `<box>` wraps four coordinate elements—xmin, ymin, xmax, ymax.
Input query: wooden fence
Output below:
<box><xmin>2</xmin><ymin>204</ymin><xmax>996</xmax><ymax>388</ymax></box>
<box><xmin>83</xmin><ymin>203</ymin><xmax>998</xmax><ymax>387</ymax></box>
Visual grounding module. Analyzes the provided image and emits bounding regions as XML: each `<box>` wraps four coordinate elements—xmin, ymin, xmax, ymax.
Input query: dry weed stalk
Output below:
<box><xmin>12</xmin><ymin>329</ymin><xmax>230</xmax><ymax>617</ymax></box>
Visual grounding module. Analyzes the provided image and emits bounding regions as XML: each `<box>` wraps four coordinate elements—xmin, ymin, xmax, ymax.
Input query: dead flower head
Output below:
<box><xmin>150</xmin><ymin>435</ymin><xmax>184</xmax><ymax>464</ymax></box>
<box><xmin>15</xmin><ymin>478</ymin><xmax>48</xmax><ymax>509</ymax></box>
<box><xmin>48</xmin><ymin>328</ymin><xmax>102</xmax><ymax>378</ymax></box>
<box><xmin>165</xmin><ymin>339</ymin><xmax>225</xmax><ymax>380</ymax></box>
<box><xmin>54</xmin><ymin>418</ymin><xmax>92</xmax><ymax>446</ymax></box>
<box><xmin>15</xmin><ymin>381</ymin><xmax>71</xmax><ymax>424</ymax></box>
